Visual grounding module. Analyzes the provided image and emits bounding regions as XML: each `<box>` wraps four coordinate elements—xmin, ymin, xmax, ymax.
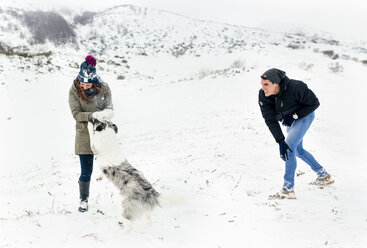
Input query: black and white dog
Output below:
<box><xmin>87</xmin><ymin>117</ymin><xmax>160</xmax><ymax>229</ymax></box>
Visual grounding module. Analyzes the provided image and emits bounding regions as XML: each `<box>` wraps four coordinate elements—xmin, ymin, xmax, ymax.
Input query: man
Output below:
<box><xmin>258</xmin><ymin>68</ymin><xmax>334</xmax><ymax>200</ymax></box>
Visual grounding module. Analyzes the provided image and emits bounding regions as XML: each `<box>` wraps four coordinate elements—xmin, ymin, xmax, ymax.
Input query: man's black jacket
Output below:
<box><xmin>258</xmin><ymin>76</ymin><xmax>320</xmax><ymax>142</ymax></box>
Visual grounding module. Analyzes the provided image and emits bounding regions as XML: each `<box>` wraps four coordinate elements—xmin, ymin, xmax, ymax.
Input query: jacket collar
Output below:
<box><xmin>276</xmin><ymin>76</ymin><xmax>289</xmax><ymax>97</ymax></box>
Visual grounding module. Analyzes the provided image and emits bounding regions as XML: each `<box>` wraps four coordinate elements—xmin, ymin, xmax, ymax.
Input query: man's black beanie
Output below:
<box><xmin>261</xmin><ymin>68</ymin><xmax>286</xmax><ymax>84</ymax></box>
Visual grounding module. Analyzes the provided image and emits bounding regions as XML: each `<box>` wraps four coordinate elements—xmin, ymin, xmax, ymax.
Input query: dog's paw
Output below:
<box><xmin>145</xmin><ymin>214</ymin><xmax>152</xmax><ymax>226</ymax></box>
<box><xmin>118</xmin><ymin>219</ymin><xmax>133</xmax><ymax>233</ymax></box>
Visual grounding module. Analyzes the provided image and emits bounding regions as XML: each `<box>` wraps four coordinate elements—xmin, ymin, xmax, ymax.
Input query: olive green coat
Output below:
<box><xmin>68</xmin><ymin>82</ymin><xmax>113</xmax><ymax>154</ymax></box>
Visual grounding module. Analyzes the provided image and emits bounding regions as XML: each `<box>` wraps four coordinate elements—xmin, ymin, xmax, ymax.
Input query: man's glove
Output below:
<box><xmin>281</xmin><ymin>114</ymin><xmax>295</xmax><ymax>127</ymax></box>
<box><xmin>92</xmin><ymin>109</ymin><xmax>114</xmax><ymax>122</ymax></box>
<box><xmin>278</xmin><ymin>140</ymin><xmax>293</xmax><ymax>161</ymax></box>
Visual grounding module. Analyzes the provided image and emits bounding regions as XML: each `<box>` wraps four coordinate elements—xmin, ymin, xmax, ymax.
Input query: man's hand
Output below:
<box><xmin>281</xmin><ymin>114</ymin><xmax>295</xmax><ymax>127</ymax></box>
<box><xmin>278</xmin><ymin>140</ymin><xmax>293</xmax><ymax>161</ymax></box>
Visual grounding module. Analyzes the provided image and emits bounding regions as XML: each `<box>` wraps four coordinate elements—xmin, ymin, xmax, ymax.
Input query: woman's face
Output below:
<box><xmin>80</xmin><ymin>82</ymin><xmax>93</xmax><ymax>90</ymax></box>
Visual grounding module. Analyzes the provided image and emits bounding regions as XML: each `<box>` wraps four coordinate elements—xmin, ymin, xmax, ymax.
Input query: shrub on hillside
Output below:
<box><xmin>328</xmin><ymin>62</ymin><xmax>343</xmax><ymax>73</ymax></box>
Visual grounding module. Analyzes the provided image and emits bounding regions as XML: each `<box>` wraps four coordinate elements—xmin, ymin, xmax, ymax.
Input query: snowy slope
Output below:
<box><xmin>1</xmin><ymin>4</ymin><xmax>367</xmax><ymax>248</ymax></box>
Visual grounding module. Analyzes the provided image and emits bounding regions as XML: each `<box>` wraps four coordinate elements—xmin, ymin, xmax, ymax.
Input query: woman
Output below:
<box><xmin>68</xmin><ymin>55</ymin><xmax>113</xmax><ymax>212</ymax></box>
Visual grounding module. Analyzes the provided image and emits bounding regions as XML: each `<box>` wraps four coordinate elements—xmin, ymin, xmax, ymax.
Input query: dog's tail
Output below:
<box><xmin>144</xmin><ymin>189</ymin><xmax>160</xmax><ymax>209</ymax></box>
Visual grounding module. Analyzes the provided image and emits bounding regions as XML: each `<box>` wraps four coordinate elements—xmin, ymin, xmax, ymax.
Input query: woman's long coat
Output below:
<box><xmin>68</xmin><ymin>82</ymin><xmax>113</xmax><ymax>154</ymax></box>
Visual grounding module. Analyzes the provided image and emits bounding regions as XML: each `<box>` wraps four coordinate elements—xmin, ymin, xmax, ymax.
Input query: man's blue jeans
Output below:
<box><xmin>283</xmin><ymin>112</ymin><xmax>327</xmax><ymax>190</ymax></box>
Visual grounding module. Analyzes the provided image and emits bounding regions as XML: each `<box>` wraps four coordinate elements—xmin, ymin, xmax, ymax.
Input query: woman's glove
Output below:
<box><xmin>278</xmin><ymin>140</ymin><xmax>293</xmax><ymax>161</ymax></box>
<box><xmin>92</xmin><ymin>109</ymin><xmax>114</xmax><ymax>122</ymax></box>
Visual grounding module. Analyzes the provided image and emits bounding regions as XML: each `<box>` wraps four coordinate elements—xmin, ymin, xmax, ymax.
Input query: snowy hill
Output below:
<box><xmin>1</xmin><ymin>4</ymin><xmax>367</xmax><ymax>248</ymax></box>
<box><xmin>1</xmin><ymin>4</ymin><xmax>367</xmax><ymax>58</ymax></box>
<box><xmin>1</xmin><ymin>4</ymin><xmax>366</xmax><ymax>85</ymax></box>
<box><xmin>1</xmin><ymin>4</ymin><xmax>275</xmax><ymax>54</ymax></box>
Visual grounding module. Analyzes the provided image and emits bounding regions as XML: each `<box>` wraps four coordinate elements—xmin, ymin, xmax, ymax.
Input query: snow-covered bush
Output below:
<box><xmin>197</xmin><ymin>59</ymin><xmax>247</xmax><ymax>79</ymax></box>
<box><xmin>328</xmin><ymin>62</ymin><xmax>343</xmax><ymax>73</ymax></box>
<box><xmin>322</xmin><ymin>50</ymin><xmax>339</xmax><ymax>60</ymax></box>
<box><xmin>230</xmin><ymin>59</ymin><xmax>245</xmax><ymax>69</ymax></box>
<box><xmin>198</xmin><ymin>68</ymin><xmax>212</xmax><ymax>79</ymax></box>
<box><xmin>287</xmin><ymin>41</ymin><xmax>305</xmax><ymax>49</ymax></box>
<box><xmin>299</xmin><ymin>62</ymin><xmax>314</xmax><ymax>71</ymax></box>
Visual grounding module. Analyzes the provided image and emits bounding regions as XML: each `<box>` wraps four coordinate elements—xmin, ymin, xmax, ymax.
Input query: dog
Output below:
<box><xmin>87</xmin><ymin>118</ymin><xmax>160</xmax><ymax>229</ymax></box>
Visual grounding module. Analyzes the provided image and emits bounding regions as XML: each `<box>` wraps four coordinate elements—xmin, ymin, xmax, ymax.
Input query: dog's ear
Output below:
<box><xmin>96</xmin><ymin>122</ymin><xmax>107</xmax><ymax>132</ymax></box>
<box><xmin>112</xmin><ymin>124</ymin><xmax>118</xmax><ymax>134</ymax></box>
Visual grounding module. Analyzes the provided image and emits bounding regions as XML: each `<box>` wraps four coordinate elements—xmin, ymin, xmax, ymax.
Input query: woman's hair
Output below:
<box><xmin>74</xmin><ymin>79</ymin><xmax>102</xmax><ymax>103</ymax></box>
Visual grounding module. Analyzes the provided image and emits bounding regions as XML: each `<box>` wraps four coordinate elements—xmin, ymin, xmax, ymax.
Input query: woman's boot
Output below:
<box><xmin>78</xmin><ymin>181</ymin><xmax>90</xmax><ymax>212</ymax></box>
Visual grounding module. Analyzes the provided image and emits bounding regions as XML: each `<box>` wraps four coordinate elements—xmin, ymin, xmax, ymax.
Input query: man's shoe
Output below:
<box><xmin>310</xmin><ymin>174</ymin><xmax>335</xmax><ymax>186</ymax></box>
<box><xmin>268</xmin><ymin>189</ymin><xmax>296</xmax><ymax>200</ymax></box>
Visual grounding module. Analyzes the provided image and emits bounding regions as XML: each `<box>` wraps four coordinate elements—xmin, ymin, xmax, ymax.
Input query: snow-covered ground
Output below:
<box><xmin>1</xmin><ymin>44</ymin><xmax>367</xmax><ymax>247</ymax></box>
<box><xmin>1</xmin><ymin>3</ymin><xmax>367</xmax><ymax>247</ymax></box>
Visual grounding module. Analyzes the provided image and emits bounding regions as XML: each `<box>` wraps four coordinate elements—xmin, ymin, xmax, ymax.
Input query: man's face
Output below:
<box><xmin>261</xmin><ymin>78</ymin><xmax>279</xmax><ymax>97</ymax></box>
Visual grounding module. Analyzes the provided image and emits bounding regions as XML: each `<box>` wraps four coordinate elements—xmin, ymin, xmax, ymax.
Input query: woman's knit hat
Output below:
<box><xmin>77</xmin><ymin>55</ymin><xmax>99</xmax><ymax>84</ymax></box>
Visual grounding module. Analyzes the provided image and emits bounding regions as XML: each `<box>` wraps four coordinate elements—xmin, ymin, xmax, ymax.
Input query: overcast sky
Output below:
<box><xmin>3</xmin><ymin>0</ymin><xmax>367</xmax><ymax>41</ymax></box>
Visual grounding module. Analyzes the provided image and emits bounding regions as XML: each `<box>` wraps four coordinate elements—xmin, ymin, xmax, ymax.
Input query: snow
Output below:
<box><xmin>1</xmin><ymin>5</ymin><xmax>367</xmax><ymax>248</ymax></box>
